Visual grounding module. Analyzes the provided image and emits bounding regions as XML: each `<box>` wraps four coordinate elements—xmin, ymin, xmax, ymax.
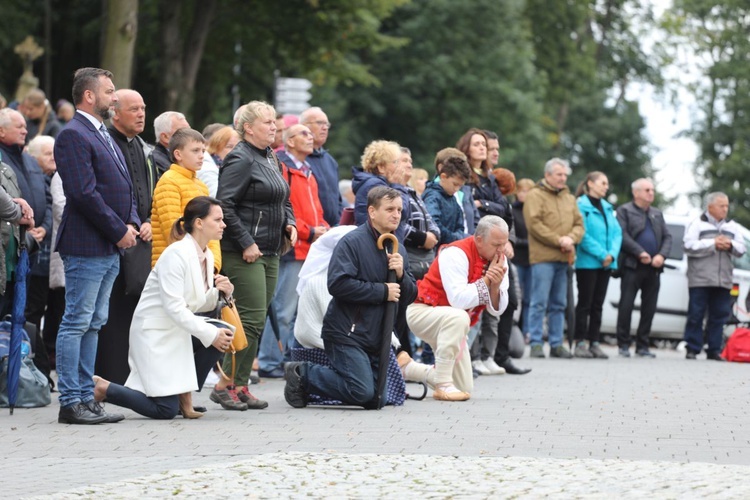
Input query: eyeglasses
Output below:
<box><xmin>310</xmin><ymin>120</ymin><xmax>331</xmax><ymax>129</ymax></box>
<box><xmin>289</xmin><ymin>130</ymin><xmax>313</xmax><ymax>139</ymax></box>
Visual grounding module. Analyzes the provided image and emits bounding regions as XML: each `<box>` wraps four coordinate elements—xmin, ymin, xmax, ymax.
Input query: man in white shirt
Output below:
<box><xmin>405</xmin><ymin>216</ymin><xmax>509</xmax><ymax>401</ymax></box>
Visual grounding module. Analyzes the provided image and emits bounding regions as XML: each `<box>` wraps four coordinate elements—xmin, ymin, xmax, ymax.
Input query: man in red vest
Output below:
<box><xmin>404</xmin><ymin>215</ymin><xmax>509</xmax><ymax>401</ymax></box>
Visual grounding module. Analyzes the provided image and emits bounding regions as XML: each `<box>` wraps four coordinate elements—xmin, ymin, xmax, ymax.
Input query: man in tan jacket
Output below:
<box><xmin>523</xmin><ymin>158</ymin><xmax>584</xmax><ymax>358</ymax></box>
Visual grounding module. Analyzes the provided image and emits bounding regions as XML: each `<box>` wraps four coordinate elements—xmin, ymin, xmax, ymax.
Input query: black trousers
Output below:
<box><xmin>95</xmin><ymin>273</ymin><xmax>140</xmax><ymax>385</ymax></box>
<box><xmin>616</xmin><ymin>264</ymin><xmax>661</xmax><ymax>351</ymax></box>
<box><xmin>574</xmin><ymin>269</ymin><xmax>611</xmax><ymax>342</ymax></box>
<box><xmin>105</xmin><ymin>337</ymin><xmax>222</xmax><ymax>419</ymax></box>
<box><xmin>494</xmin><ymin>265</ymin><xmax>518</xmax><ymax>364</ymax></box>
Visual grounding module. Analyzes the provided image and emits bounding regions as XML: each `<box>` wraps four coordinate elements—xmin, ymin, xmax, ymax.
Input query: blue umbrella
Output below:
<box><xmin>7</xmin><ymin>226</ymin><xmax>30</xmax><ymax>415</ymax></box>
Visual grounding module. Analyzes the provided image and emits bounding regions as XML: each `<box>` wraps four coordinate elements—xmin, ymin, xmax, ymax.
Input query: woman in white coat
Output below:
<box><xmin>92</xmin><ymin>197</ymin><xmax>236</xmax><ymax>419</ymax></box>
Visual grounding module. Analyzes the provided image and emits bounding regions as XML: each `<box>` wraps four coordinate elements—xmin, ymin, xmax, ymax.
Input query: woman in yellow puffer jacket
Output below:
<box><xmin>151</xmin><ymin>128</ymin><xmax>222</xmax><ymax>271</ymax></box>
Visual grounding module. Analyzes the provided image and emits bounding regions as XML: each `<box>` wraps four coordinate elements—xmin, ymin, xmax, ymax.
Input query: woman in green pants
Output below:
<box><xmin>212</xmin><ymin>101</ymin><xmax>297</xmax><ymax>410</ymax></box>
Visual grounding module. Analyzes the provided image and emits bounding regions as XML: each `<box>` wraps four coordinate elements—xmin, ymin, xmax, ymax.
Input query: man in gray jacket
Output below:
<box><xmin>615</xmin><ymin>178</ymin><xmax>672</xmax><ymax>358</ymax></box>
<box><xmin>683</xmin><ymin>192</ymin><xmax>746</xmax><ymax>360</ymax></box>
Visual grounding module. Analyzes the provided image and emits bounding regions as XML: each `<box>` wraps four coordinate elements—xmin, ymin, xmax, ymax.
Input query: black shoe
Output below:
<box><xmin>635</xmin><ymin>349</ymin><xmax>656</xmax><ymax>358</ymax></box>
<box><xmin>706</xmin><ymin>352</ymin><xmax>725</xmax><ymax>361</ymax></box>
<box><xmin>258</xmin><ymin>367</ymin><xmax>285</xmax><ymax>379</ymax></box>
<box><xmin>618</xmin><ymin>347</ymin><xmax>631</xmax><ymax>358</ymax></box>
<box><xmin>284</xmin><ymin>362</ymin><xmax>307</xmax><ymax>408</ymax></box>
<box><xmin>58</xmin><ymin>402</ymin><xmax>109</xmax><ymax>425</ymax></box>
<box><xmin>686</xmin><ymin>351</ymin><xmax>697</xmax><ymax>360</ymax></box>
<box><xmin>84</xmin><ymin>400</ymin><xmax>125</xmax><ymax>423</ymax></box>
<box><xmin>497</xmin><ymin>358</ymin><xmax>531</xmax><ymax>375</ymax></box>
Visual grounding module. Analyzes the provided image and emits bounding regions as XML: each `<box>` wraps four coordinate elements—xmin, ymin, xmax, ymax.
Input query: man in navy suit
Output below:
<box><xmin>54</xmin><ymin>68</ymin><xmax>140</xmax><ymax>425</ymax></box>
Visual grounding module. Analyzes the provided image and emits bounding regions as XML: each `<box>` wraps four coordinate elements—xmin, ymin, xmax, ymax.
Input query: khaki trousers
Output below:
<box><xmin>406</xmin><ymin>303</ymin><xmax>473</xmax><ymax>394</ymax></box>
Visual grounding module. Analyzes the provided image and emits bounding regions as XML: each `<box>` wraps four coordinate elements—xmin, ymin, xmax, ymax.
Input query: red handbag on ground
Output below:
<box><xmin>722</xmin><ymin>327</ymin><xmax>750</xmax><ymax>362</ymax></box>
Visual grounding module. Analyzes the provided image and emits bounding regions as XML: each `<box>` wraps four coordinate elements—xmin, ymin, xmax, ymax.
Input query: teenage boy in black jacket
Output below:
<box><xmin>284</xmin><ymin>186</ymin><xmax>417</xmax><ymax>408</ymax></box>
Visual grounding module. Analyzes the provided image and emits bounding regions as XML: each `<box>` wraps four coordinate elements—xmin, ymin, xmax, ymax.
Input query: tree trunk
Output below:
<box><xmin>101</xmin><ymin>0</ymin><xmax>139</xmax><ymax>89</ymax></box>
<box><xmin>160</xmin><ymin>0</ymin><xmax>217</xmax><ymax>117</ymax></box>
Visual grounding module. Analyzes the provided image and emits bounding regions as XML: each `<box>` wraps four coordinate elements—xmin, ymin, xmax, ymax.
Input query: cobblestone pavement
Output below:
<box><xmin>3</xmin><ymin>345</ymin><xmax>749</xmax><ymax>498</ymax></box>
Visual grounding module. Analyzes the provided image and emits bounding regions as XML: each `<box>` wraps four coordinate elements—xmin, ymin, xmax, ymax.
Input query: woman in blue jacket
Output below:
<box><xmin>574</xmin><ymin>172</ymin><xmax>622</xmax><ymax>359</ymax></box>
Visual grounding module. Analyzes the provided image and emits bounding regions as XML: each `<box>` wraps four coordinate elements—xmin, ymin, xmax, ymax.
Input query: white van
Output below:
<box><xmin>596</xmin><ymin>214</ymin><xmax>750</xmax><ymax>340</ymax></box>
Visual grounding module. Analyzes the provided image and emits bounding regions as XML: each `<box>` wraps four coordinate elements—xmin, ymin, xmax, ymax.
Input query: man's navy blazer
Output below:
<box><xmin>54</xmin><ymin>112</ymin><xmax>139</xmax><ymax>256</ymax></box>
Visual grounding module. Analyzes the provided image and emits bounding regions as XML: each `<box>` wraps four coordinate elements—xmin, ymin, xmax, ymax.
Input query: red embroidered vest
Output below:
<box><xmin>416</xmin><ymin>237</ymin><xmax>488</xmax><ymax>326</ymax></box>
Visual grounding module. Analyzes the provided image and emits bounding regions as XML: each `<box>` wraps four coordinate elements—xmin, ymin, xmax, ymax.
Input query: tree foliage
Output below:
<box><xmin>0</xmin><ymin>0</ymin><xmax>659</xmax><ymax>206</ymax></box>
<box><xmin>664</xmin><ymin>1</ymin><xmax>750</xmax><ymax>224</ymax></box>
<box><xmin>526</xmin><ymin>0</ymin><xmax>658</xmax><ymax>203</ymax></box>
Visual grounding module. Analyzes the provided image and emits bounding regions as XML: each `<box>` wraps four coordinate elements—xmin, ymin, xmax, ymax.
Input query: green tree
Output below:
<box><xmin>664</xmin><ymin>1</ymin><xmax>750</xmax><ymax>224</ymax></box>
<box><xmin>526</xmin><ymin>0</ymin><xmax>659</xmax><ymax>203</ymax></box>
<box><xmin>316</xmin><ymin>0</ymin><xmax>548</xmax><ymax>177</ymax></box>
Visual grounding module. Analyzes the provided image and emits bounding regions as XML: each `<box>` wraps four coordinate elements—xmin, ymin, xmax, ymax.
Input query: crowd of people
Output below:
<box><xmin>0</xmin><ymin>67</ymin><xmax>745</xmax><ymax>424</ymax></box>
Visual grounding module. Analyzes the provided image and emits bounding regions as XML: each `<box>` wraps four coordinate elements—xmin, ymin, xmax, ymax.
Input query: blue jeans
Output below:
<box><xmin>528</xmin><ymin>262</ymin><xmax>568</xmax><ymax>348</ymax></box>
<box><xmin>684</xmin><ymin>287</ymin><xmax>731</xmax><ymax>355</ymax></box>
<box><xmin>105</xmin><ymin>384</ymin><xmax>179</xmax><ymax>420</ymax></box>
<box><xmin>305</xmin><ymin>340</ymin><xmax>379</xmax><ymax>407</ymax></box>
<box><xmin>515</xmin><ymin>264</ymin><xmax>532</xmax><ymax>333</ymax></box>
<box><xmin>258</xmin><ymin>259</ymin><xmax>303</xmax><ymax>372</ymax></box>
<box><xmin>56</xmin><ymin>254</ymin><xmax>120</xmax><ymax>408</ymax></box>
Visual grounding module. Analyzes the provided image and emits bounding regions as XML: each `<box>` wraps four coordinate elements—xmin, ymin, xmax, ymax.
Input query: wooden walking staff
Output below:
<box><xmin>375</xmin><ymin>233</ymin><xmax>399</xmax><ymax>409</ymax></box>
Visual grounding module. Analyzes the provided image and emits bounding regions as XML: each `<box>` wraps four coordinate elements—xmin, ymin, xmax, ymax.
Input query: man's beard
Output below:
<box><xmin>95</xmin><ymin>99</ymin><xmax>114</xmax><ymax>121</ymax></box>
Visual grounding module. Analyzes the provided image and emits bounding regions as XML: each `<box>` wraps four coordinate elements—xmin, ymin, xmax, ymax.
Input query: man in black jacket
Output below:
<box><xmin>284</xmin><ymin>186</ymin><xmax>417</xmax><ymax>408</ymax></box>
<box><xmin>616</xmin><ymin>178</ymin><xmax>672</xmax><ymax>358</ymax></box>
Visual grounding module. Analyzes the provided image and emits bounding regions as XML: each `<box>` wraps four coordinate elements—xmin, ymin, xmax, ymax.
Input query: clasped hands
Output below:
<box><xmin>483</xmin><ymin>253</ymin><xmax>506</xmax><ymax>287</ymax></box>
<box><xmin>386</xmin><ymin>251</ymin><xmax>404</xmax><ymax>302</ymax></box>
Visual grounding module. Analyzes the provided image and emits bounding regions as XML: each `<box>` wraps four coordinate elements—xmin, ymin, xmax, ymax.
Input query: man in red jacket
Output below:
<box><xmin>405</xmin><ymin>216</ymin><xmax>509</xmax><ymax>401</ymax></box>
<box><xmin>257</xmin><ymin>124</ymin><xmax>329</xmax><ymax>378</ymax></box>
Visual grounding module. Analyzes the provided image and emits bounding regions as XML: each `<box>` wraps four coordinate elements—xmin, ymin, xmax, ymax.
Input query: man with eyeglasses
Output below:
<box><xmin>300</xmin><ymin>107</ymin><xmax>342</xmax><ymax>227</ymax></box>
<box><xmin>615</xmin><ymin>178</ymin><xmax>672</xmax><ymax>358</ymax></box>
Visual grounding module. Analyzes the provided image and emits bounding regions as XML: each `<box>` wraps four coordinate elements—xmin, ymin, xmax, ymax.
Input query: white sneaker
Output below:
<box><xmin>472</xmin><ymin>360</ymin><xmax>491</xmax><ymax>375</ymax></box>
<box><xmin>482</xmin><ymin>358</ymin><xmax>507</xmax><ymax>375</ymax></box>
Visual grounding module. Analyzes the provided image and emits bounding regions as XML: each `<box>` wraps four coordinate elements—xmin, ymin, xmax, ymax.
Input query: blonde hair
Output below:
<box><xmin>235</xmin><ymin>101</ymin><xmax>275</xmax><ymax>136</ymax></box>
<box><xmin>360</xmin><ymin>140</ymin><xmax>401</xmax><ymax>175</ymax></box>
<box><xmin>516</xmin><ymin>178</ymin><xmax>535</xmax><ymax>191</ymax></box>
<box><xmin>408</xmin><ymin>168</ymin><xmax>429</xmax><ymax>190</ymax></box>
<box><xmin>207</xmin><ymin>126</ymin><xmax>240</xmax><ymax>155</ymax></box>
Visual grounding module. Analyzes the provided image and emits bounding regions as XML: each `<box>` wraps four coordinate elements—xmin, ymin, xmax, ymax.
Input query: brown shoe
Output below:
<box><xmin>237</xmin><ymin>386</ymin><xmax>269</xmax><ymax>409</ymax></box>
<box><xmin>433</xmin><ymin>385</ymin><xmax>470</xmax><ymax>402</ymax></box>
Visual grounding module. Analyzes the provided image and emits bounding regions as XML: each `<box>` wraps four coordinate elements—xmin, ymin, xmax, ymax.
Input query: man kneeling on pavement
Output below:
<box><xmin>404</xmin><ymin>215</ymin><xmax>510</xmax><ymax>401</ymax></box>
<box><xmin>284</xmin><ymin>186</ymin><xmax>417</xmax><ymax>408</ymax></box>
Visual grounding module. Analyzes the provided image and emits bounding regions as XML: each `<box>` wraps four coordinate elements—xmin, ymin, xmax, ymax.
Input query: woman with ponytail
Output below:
<box><xmin>91</xmin><ymin>197</ymin><xmax>239</xmax><ymax>419</ymax></box>
<box><xmin>573</xmin><ymin>172</ymin><xmax>622</xmax><ymax>359</ymax></box>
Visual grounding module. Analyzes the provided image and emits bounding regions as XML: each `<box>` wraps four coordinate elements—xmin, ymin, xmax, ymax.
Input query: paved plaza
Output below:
<box><xmin>2</xmin><ymin>345</ymin><xmax>749</xmax><ymax>498</ymax></box>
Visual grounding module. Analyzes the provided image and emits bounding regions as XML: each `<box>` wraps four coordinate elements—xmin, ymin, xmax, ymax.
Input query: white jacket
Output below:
<box><xmin>125</xmin><ymin>234</ymin><xmax>219</xmax><ymax>397</ymax></box>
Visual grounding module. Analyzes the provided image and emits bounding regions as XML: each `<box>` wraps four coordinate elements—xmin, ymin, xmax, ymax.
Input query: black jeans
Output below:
<box><xmin>616</xmin><ymin>264</ymin><xmax>661</xmax><ymax>351</ymax></box>
<box><xmin>574</xmin><ymin>269</ymin><xmax>611</xmax><ymax>343</ymax></box>
<box><xmin>105</xmin><ymin>337</ymin><xmax>223</xmax><ymax>419</ymax></box>
<box><xmin>494</xmin><ymin>265</ymin><xmax>518</xmax><ymax>364</ymax></box>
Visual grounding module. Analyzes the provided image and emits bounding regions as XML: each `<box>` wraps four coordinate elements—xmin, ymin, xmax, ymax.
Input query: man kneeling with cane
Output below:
<box><xmin>284</xmin><ymin>186</ymin><xmax>417</xmax><ymax>409</ymax></box>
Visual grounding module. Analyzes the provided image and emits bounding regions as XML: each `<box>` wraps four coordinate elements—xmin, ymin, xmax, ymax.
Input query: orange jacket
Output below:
<box><xmin>150</xmin><ymin>164</ymin><xmax>222</xmax><ymax>270</ymax></box>
<box><xmin>279</xmin><ymin>156</ymin><xmax>328</xmax><ymax>261</ymax></box>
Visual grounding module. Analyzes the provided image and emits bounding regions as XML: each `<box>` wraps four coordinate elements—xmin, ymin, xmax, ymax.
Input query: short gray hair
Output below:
<box><xmin>338</xmin><ymin>179</ymin><xmax>352</xmax><ymax>196</ymax></box>
<box><xmin>27</xmin><ymin>135</ymin><xmax>55</xmax><ymax>158</ymax></box>
<box><xmin>475</xmin><ymin>215</ymin><xmax>509</xmax><ymax>240</ymax></box>
<box><xmin>300</xmin><ymin>106</ymin><xmax>324</xmax><ymax>125</ymax></box>
<box><xmin>0</xmin><ymin>108</ymin><xmax>21</xmax><ymax>129</ymax></box>
<box><xmin>544</xmin><ymin>157</ymin><xmax>569</xmax><ymax>175</ymax></box>
<box><xmin>235</xmin><ymin>101</ymin><xmax>275</xmax><ymax>136</ymax></box>
<box><xmin>153</xmin><ymin>111</ymin><xmax>186</xmax><ymax>141</ymax></box>
<box><xmin>705</xmin><ymin>191</ymin><xmax>728</xmax><ymax>208</ymax></box>
<box><xmin>631</xmin><ymin>177</ymin><xmax>654</xmax><ymax>191</ymax></box>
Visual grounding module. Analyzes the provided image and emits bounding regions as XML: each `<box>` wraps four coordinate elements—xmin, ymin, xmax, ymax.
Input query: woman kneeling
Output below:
<box><xmin>93</xmin><ymin>196</ymin><xmax>237</xmax><ymax>419</ymax></box>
